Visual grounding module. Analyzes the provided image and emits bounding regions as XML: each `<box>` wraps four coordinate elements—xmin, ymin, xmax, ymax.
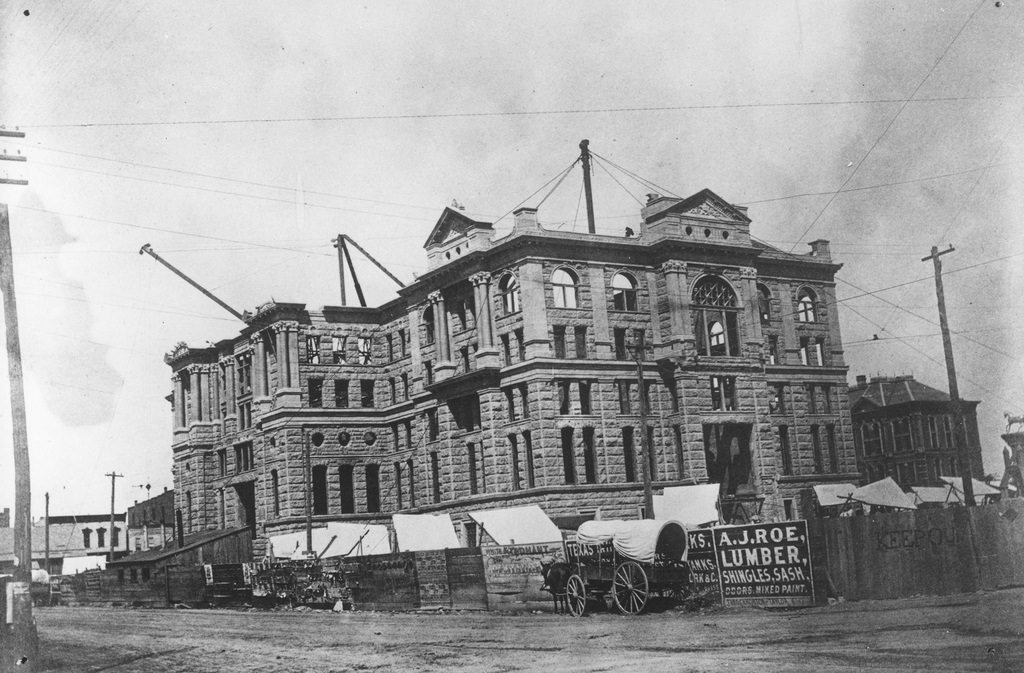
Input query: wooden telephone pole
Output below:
<box><xmin>106</xmin><ymin>472</ymin><xmax>124</xmax><ymax>563</ymax></box>
<box><xmin>922</xmin><ymin>245</ymin><xmax>975</xmax><ymax>506</ymax></box>
<box><xmin>1</xmin><ymin>126</ymin><xmax>37</xmax><ymax>671</ymax></box>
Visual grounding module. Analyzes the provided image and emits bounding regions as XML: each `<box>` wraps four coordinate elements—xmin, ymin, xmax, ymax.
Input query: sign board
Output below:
<box><xmin>481</xmin><ymin>542</ymin><xmax>563</xmax><ymax>608</ymax></box>
<box><xmin>686</xmin><ymin>529</ymin><xmax>721</xmax><ymax>599</ymax></box>
<box><xmin>713</xmin><ymin>521</ymin><xmax>814</xmax><ymax>607</ymax></box>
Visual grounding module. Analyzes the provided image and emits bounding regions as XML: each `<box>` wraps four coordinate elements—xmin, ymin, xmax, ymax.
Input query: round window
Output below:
<box><xmin>311</xmin><ymin>432</ymin><xmax>325</xmax><ymax>447</ymax></box>
<box><xmin>364</xmin><ymin>431</ymin><xmax>377</xmax><ymax>446</ymax></box>
<box><xmin>338</xmin><ymin>431</ymin><xmax>351</xmax><ymax>447</ymax></box>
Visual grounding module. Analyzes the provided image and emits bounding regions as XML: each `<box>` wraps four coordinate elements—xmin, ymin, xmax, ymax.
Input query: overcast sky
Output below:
<box><xmin>1</xmin><ymin>1</ymin><xmax>1022</xmax><ymax>517</ymax></box>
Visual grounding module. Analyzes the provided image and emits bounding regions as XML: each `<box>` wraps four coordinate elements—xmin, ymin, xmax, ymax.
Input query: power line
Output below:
<box><xmin>19</xmin><ymin>93</ymin><xmax>1022</xmax><ymax>129</ymax></box>
<box><xmin>787</xmin><ymin>0</ymin><xmax>989</xmax><ymax>252</ymax></box>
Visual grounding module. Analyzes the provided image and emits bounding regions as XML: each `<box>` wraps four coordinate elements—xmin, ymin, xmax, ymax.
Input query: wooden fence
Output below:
<box><xmin>809</xmin><ymin>501</ymin><xmax>1024</xmax><ymax>601</ymax></box>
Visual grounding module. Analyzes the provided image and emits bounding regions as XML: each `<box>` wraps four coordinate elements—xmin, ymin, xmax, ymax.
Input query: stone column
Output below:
<box><xmin>172</xmin><ymin>374</ymin><xmax>185</xmax><ymax>430</ymax></box>
<box><xmin>407</xmin><ymin>304</ymin><xmax>424</xmax><ymax>392</ymax></box>
<box><xmin>739</xmin><ymin>266</ymin><xmax>763</xmax><ymax>344</ymax></box>
<box><xmin>199</xmin><ymin>367</ymin><xmax>212</xmax><ymax>422</ymax></box>
<box><xmin>276</xmin><ymin>326</ymin><xmax>288</xmax><ymax>389</ymax></box>
<box><xmin>189</xmin><ymin>367</ymin><xmax>202</xmax><ymax>423</ymax></box>
<box><xmin>210</xmin><ymin>365</ymin><xmax>221</xmax><ymax>422</ymax></box>
<box><xmin>286</xmin><ymin>323</ymin><xmax>301</xmax><ymax>389</ymax></box>
<box><xmin>660</xmin><ymin>261</ymin><xmax>691</xmax><ymax>356</ymax></box>
<box><xmin>253</xmin><ymin>334</ymin><xmax>267</xmax><ymax>399</ymax></box>
<box><xmin>519</xmin><ymin>260</ymin><xmax>551</xmax><ymax>359</ymax></box>
<box><xmin>588</xmin><ymin>266</ymin><xmax>611</xmax><ymax>358</ymax></box>
<box><xmin>471</xmin><ymin>272</ymin><xmax>500</xmax><ymax>368</ymax></box>
<box><xmin>779</xmin><ymin>282</ymin><xmax>797</xmax><ymax>366</ymax></box>
<box><xmin>430</xmin><ymin>291</ymin><xmax>456</xmax><ymax>380</ymax></box>
<box><xmin>222</xmin><ymin>358</ymin><xmax>236</xmax><ymax>419</ymax></box>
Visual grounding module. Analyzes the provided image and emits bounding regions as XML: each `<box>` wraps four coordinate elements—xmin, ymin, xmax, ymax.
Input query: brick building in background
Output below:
<box><xmin>848</xmin><ymin>374</ymin><xmax>984</xmax><ymax>489</ymax></box>
<box><xmin>166</xmin><ymin>182</ymin><xmax>858</xmax><ymax>558</ymax></box>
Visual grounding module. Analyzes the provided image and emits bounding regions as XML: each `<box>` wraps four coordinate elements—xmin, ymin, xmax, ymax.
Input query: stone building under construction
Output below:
<box><xmin>166</xmin><ymin>168</ymin><xmax>859</xmax><ymax>556</ymax></box>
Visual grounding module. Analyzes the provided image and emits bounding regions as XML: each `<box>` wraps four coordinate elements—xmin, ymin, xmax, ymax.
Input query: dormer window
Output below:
<box><xmin>499</xmin><ymin>274</ymin><xmax>520</xmax><ymax>314</ymax></box>
<box><xmin>552</xmin><ymin>268</ymin><xmax>579</xmax><ymax>309</ymax></box>
<box><xmin>611</xmin><ymin>272</ymin><xmax>638</xmax><ymax>311</ymax></box>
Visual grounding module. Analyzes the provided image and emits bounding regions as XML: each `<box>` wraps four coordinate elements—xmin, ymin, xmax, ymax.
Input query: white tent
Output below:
<box><xmin>60</xmin><ymin>555</ymin><xmax>106</xmax><ymax>575</ymax></box>
<box><xmin>850</xmin><ymin>477</ymin><xmax>917</xmax><ymax>510</ymax></box>
<box><xmin>911</xmin><ymin>485</ymin><xmax>962</xmax><ymax>507</ymax></box>
<box><xmin>653</xmin><ymin>484</ymin><xmax>720</xmax><ymax>526</ymax></box>
<box><xmin>268</xmin><ymin>523</ymin><xmax>391</xmax><ymax>560</ymax></box>
<box><xmin>468</xmin><ymin>505</ymin><xmax>561</xmax><ymax>545</ymax></box>
<box><xmin>940</xmin><ymin>476</ymin><xmax>1002</xmax><ymax>499</ymax></box>
<box><xmin>813</xmin><ymin>483</ymin><xmax>858</xmax><ymax>508</ymax></box>
<box><xmin>393</xmin><ymin>513</ymin><xmax>461</xmax><ymax>552</ymax></box>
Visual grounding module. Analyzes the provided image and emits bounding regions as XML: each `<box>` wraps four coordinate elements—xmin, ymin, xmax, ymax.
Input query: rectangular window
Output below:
<box><xmin>633</xmin><ymin>329</ymin><xmax>646</xmax><ymax>359</ymax></box>
<box><xmin>617</xmin><ymin>380</ymin><xmax>632</xmax><ymax>414</ymax></box>
<box><xmin>647</xmin><ymin>426</ymin><xmax>657</xmax><ymax>482</ymax></box>
<box><xmin>673</xmin><ymin>425</ymin><xmax>684</xmax><ymax>478</ymax></box>
<box><xmin>360</xmin><ymin>379</ymin><xmax>374</xmax><ymax>408</ymax></box>
<box><xmin>505</xmin><ymin>387</ymin><xmax>518</xmax><ymax>422</ymax></box>
<box><xmin>814</xmin><ymin>338</ymin><xmax>825</xmax><ymax>366</ymax></box>
<box><xmin>614</xmin><ymin>327</ymin><xmax>628</xmax><ymax>360</ymax></box>
<box><xmin>309</xmin><ymin>378</ymin><xmax>323</xmax><ymax>408</ymax></box>
<box><xmin>561</xmin><ymin>426</ymin><xmax>577</xmax><ymax>484</ymax></box>
<box><xmin>558</xmin><ymin>380</ymin><xmax>572</xmax><ymax>415</ymax></box>
<box><xmin>799</xmin><ymin>337</ymin><xmax>810</xmax><ymax>366</ymax></box>
<box><xmin>312</xmin><ymin>465</ymin><xmax>328</xmax><ymax>515</ymax></box>
<box><xmin>217</xmin><ymin>449</ymin><xmax>227</xmax><ymax>477</ymax></box>
<box><xmin>394</xmin><ymin>462</ymin><xmax>403</xmax><ymax>510</ymax></box>
<box><xmin>402</xmin><ymin>373</ymin><xmax>410</xmax><ymax>400</ymax></box>
<box><xmin>234</xmin><ymin>442</ymin><xmax>254</xmax><ymax>473</ymax></box>
<box><xmin>779</xmin><ymin>425</ymin><xmax>792</xmax><ymax>475</ymax></box>
<box><xmin>579</xmin><ymin>381</ymin><xmax>592</xmax><ymax>415</ymax></box>
<box><xmin>332</xmin><ymin>336</ymin><xmax>347</xmax><ymax>364</ymax></box>
<box><xmin>509</xmin><ymin>434</ymin><xmax>521</xmax><ymax>491</ymax></box>
<box><xmin>334</xmin><ymin>380</ymin><xmax>349</xmax><ymax>408</ymax></box>
<box><xmin>524</xmin><ymin>430</ymin><xmax>536</xmax><ymax>488</ymax></box>
<box><xmin>806</xmin><ymin>384</ymin><xmax>818</xmax><ymax>414</ymax></box>
<box><xmin>388</xmin><ymin>378</ymin><xmax>397</xmax><ymax>405</ymax></box>
<box><xmin>340</xmin><ymin>465</ymin><xmax>355</xmax><ymax>514</ymax></box>
<box><xmin>306</xmin><ymin>335</ymin><xmax>321</xmax><ymax>364</ymax></box>
<box><xmin>430</xmin><ymin>452</ymin><xmax>441</xmax><ymax>503</ymax></box>
<box><xmin>574</xmin><ymin>326</ymin><xmax>587</xmax><ymax>359</ymax></box>
<box><xmin>427</xmin><ymin>408</ymin><xmax>439</xmax><ymax>441</ymax></box>
<box><xmin>451</xmin><ymin>394</ymin><xmax>481</xmax><ymax>431</ymax></box>
<box><xmin>519</xmin><ymin>385</ymin><xmax>530</xmax><ymax>419</ymax></box>
<box><xmin>667</xmin><ymin>377</ymin><xmax>679</xmax><ymax>413</ymax></box>
<box><xmin>710</xmin><ymin>376</ymin><xmax>736</xmax><ymax>411</ymax></box>
<box><xmin>365</xmin><ymin>465</ymin><xmax>380</xmax><ymax>513</ymax></box>
<box><xmin>398</xmin><ymin>329</ymin><xmax>407</xmax><ymax>357</ymax></box>
<box><xmin>553</xmin><ymin>325</ymin><xmax>567</xmax><ymax>359</ymax></box>
<box><xmin>271</xmin><ymin>470</ymin><xmax>280</xmax><ymax>517</ymax></box>
<box><xmin>357</xmin><ymin>336</ymin><xmax>371</xmax><ymax>365</ymax></box>
<box><xmin>582</xmin><ymin>427</ymin><xmax>597</xmax><ymax>484</ymax></box>
<box><xmin>468</xmin><ymin>443</ymin><xmax>480</xmax><ymax>495</ymax></box>
<box><xmin>406</xmin><ymin>457</ymin><xmax>416</xmax><ymax>507</ymax></box>
<box><xmin>821</xmin><ymin>384</ymin><xmax>832</xmax><ymax>413</ymax></box>
<box><xmin>827</xmin><ymin>424</ymin><xmax>839</xmax><ymax>473</ymax></box>
<box><xmin>622</xmin><ymin>427</ymin><xmax>636</xmax><ymax>482</ymax></box>
<box><xmin>894</xmin><ymin>418</ymin><xmax>912</xmax><ymax>452</ymax></box>
<box><xmin>424</xmin><ymin>360</ymin><xmax>433</xmax><ymax>385</ymax></box>
<box><xmin>514</xmin><ymin>328</ymin><xmax>526</xmax><ymax>362</ymax></box>
<box><xmin>811</xmin><ymin>424</ymin><xmax>823</xmax><ymax>473</ymax></box>
<box><xmin>767</xmin><ymin>335</ymin><xmax>779</xmax><ymax>365</ymax></box>
<box><xmin>783</xmin><ymin>498</ymin><xmax>795</xmax><ymax>521</ymax></box>
<box><xmin>405</xmin><ymin>420</ymin><xmax>413</xmax><ymax>448</ymax></box>
<box><xmin>387</xmin><ymin>334</ymin><xmax>395</xmax><ymax>362</ymax></box>
<box><xmin>460</xmin><ymin>346</ymin><xmax>471</xmax><ymax>372</ymax></box>
<box><xmin>501</xmin><ymin>333</ymin><xmax>512</xmax><ymax>365</ymax></box>
<box><xmin>770</xmin><ymin>383</ymin><xmax>786</xmax><ymax>414</ymax></box>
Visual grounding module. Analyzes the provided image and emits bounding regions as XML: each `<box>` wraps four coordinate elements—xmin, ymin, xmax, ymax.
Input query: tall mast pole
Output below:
<box><xmin>579</xmin><ymin>139</ymin><xmax>596</xmax><ymax>234</ymax></box>
<box><xmin>922</xmin><ymin>245</ymin><xmax>975</xmax><ymax>506</ymax></box>
<box><xmin>332</xmin><ymin>235</ymin><xmax>347</xmax><ymax>306</ymax></box>
<box><xmin>106</xmin><ymin>472</ymin><xmax>124</xmax><ymax>563</ymax></box>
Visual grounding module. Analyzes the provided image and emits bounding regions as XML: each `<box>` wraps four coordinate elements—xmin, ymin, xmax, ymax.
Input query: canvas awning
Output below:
<box><xmin>813</xmin><ymin>483</ymin><xmax>858</xmax><ymax>508</ymax></box>
<box><xmin>850</xmin><ymin>477</ymin><xmax>917</xmax><ymax>510</ymax></box>
<box><xmin>910</xmin><ymin>485</ymin><xmax>962</xmax><ymax>506</ymax></box>
<box><xmin>940</xmin><ymin>476</ymin><xmax>1002</xmax><ymax>499</ymax></box>
<box><xmin>576</xmin><ymin>519</ymin><xmax>688</xmax><ymax>564</ymax></box>
<box><xmin>468</xmin><ymin>505</ymin><xmax>561</xmax><ymax>545</ymax></box>
<box><xmin>268</xmin><ymin>523</ymin><xmax>390</xmax><ymax>560</ymax></box>
<box><xmin>653</xmin><ymin>484</ymin><xmax>720</xmax><ymax>526</ymax></box>
<box><xmin>392</xmin><ymin>513</ymin><xmax>461</xmax><ymax>552</ymax></box>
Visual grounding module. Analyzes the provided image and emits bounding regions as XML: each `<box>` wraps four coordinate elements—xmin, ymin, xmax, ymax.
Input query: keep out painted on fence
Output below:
<box><xmin>687</xmin><ymin>520</ymin><xmax>814</xmax><ymax>607</ymax></box>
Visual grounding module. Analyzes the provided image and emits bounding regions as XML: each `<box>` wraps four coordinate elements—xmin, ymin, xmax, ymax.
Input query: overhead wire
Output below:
<box><xmin>592</xmin><ymin>155</ymin><xmax>644</xmax><ymax>206</ymax></box>
<box><xmin>786</xmin><ymin>0</ymin><xmax>989</xmax><ymax>252</ymax></box>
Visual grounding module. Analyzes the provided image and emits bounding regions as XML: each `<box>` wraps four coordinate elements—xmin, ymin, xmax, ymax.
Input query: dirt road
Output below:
<box><xmin>32</xmin><ymin>589</ymin><xmax>1024</xmax><ymax>672</ymax></box>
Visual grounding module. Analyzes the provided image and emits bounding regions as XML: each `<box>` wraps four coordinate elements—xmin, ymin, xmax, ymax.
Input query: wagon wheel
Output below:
<box><xmin>565</xmin><ymin>574</ymin><xmax>588</xmax><ymax>617</ymax></box>
<box><xmin>612</xmin><ymin>561</ymin><xmax>649</xmax><ymax>615</ymax></box>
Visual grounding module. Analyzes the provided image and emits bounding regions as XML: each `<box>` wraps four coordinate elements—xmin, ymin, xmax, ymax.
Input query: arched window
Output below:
<box><xmin>692</xmin><ymin>276</ymin><xmax>740</xmax><ymax>356</ymax></box>
<box><xmin>551</xmin><ymin>268</ymin><xmax>579</xmax><ymax>309</ymax></box>
<box><xmin>423</xmin><ymin>306</ymin><xmax>435</xmax><ymax>344</ymax></box>
<box><xmin>796</xmin><ymin>288</ymin><xmax>817</xmax><ymax>323</ymax></box>
<box><xmin>611</xmin><ymin>272</ymin><xmax>638</xmax><ymax>311</ymax></box>
<box><xmin>499</xmin><ymin>274</ymin><xmax>520</xmax><ymax>314</ymax></box>
<box><xmin>757</xmin><ymin>284</ymin><xmax>772</xmax><ymax>324</ymax></box>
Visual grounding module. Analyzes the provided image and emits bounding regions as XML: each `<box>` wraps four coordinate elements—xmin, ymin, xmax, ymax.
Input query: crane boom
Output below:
<box><xmin>139</xmin><ymin>243</ymin><xmax>249</xmax><ymax>322</ymax></box>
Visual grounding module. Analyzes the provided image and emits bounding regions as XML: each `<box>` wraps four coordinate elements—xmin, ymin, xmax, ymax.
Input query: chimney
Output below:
<box><xmin>646</xmin><ymin>193</ymin><xmax>661</xmax><ymax>204</ymax></box>
<box><xmin>855</xmin><ymin>375</ymin><xmax>867</xmax><ymax>387</ymax></box>
<box><xmin>808</xmin><ymin>239</ymin><xmax>831</xmax><ymax>260</ymax></box>
<box><xmin>512</xmin><ymin>206</ymin><xmax>539</xmax><ymax>231</ymax></box>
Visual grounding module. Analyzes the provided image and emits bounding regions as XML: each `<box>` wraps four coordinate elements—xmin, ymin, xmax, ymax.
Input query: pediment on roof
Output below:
<box><xmin>666</xmin><ymin>188</ymin><xmax>750</xmax><ymax>223</ymax></box>
<box><xmin>424</xmin><ymin>207</ymin><xmax>493</xmax><ymax>249</ymax></box>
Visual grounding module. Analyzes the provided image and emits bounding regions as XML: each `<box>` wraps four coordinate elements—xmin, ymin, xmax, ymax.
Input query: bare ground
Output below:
<box><xmin>30</xmin><ymin>588</ymin><xmax>1024</xmax><ymax>673</ymax></box>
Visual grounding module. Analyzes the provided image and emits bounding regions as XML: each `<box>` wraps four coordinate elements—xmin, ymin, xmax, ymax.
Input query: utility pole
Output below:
<box><xmin>629</xmin><ymin>338</ymin><xmax>655</xmax><ymax>519</ymax></box>
<box><xmin>1</xmin><ymin>126</ymin><xmax>37</xmax><ymax>671</ymax></box>
<box><xmin>332</xmin><ymin>236</ymin><xmax>347</xmax><ymax>306</ymax></box>
<box><xmin>303</xmin><ymin>431</ymin><xmax>313</xmax><ymax>556</ymax></box>
<box><xmin>579</xmin><ymin>139</ymin><xmax>596</xmax><ymax>234</ymax></box>
<box><xmin>922</xmin><ymin>245</ymin><xmax>975</xmax><ymax>506</ymax></box>
<box><xmin>106</xmin><ymin>472</ymin><xmax>123</xmax><ymax>563</ymax></box>
<box><xmin>44</xmin><ymin>493</ymin><xmax>49</xmax><ymax>577</ymax></box>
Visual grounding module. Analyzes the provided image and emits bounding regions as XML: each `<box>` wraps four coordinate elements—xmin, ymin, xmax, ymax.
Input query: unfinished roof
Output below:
<box><xmin>849</xmin><ymin>375</ymin><xmax>972</xmax><ymax>411</ymax></box>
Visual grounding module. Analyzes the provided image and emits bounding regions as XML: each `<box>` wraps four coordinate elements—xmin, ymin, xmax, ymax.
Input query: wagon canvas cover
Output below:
<box><xmin>575</xmin><ymin>519</ymin><xmax>688</xmax><ymax>564</ymax></box>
